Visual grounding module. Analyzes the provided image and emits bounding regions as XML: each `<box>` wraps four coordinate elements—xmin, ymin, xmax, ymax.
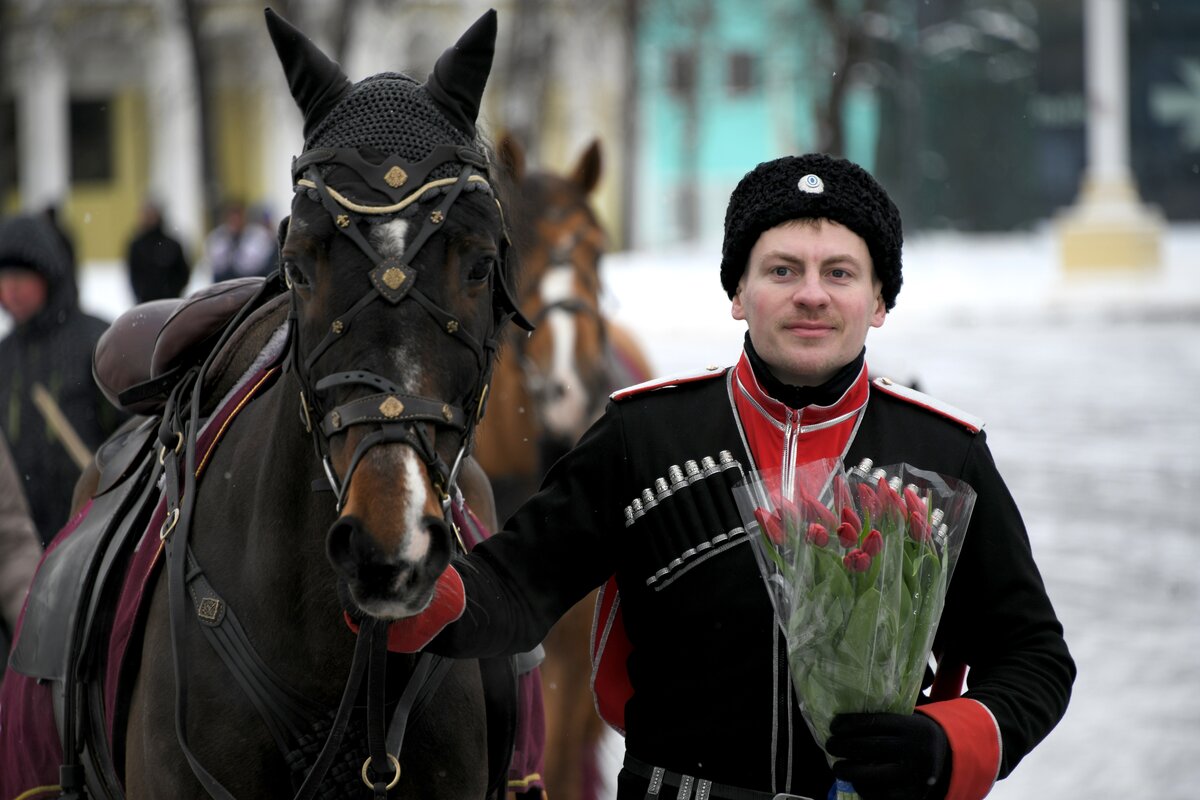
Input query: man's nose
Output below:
<box><xmin>791</xmin><ymin>275</ymin><xmax>829</xmax><ymax>306</ymax></box>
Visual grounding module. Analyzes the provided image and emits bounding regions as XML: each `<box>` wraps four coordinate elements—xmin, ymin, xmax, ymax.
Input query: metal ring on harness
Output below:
<box><xmin>159</xmin><ymin>431</ymin><xmax>184</xmax><ymax>464</ymax></box>
<box><xmin>361</xmin><ymin>754</ymin><xmax>402</xmax><ymax>790</ymax></box>
<box><xmin>160</xmin><ymin>507</ymin><xmax>180</xmax><ymax>540</ymax></box>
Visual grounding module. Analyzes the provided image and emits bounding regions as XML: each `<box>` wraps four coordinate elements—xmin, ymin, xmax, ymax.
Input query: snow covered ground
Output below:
<box><xmin>70</xmin><ymin>222</ymin><xmax>1200</xmax><ymax>798</ymax></box>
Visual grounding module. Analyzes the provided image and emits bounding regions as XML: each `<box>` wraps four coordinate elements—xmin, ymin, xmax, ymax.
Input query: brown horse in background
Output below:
<box><xmin>475</xmin><ymin>136</ymin><xmax>653</xmax><ymax>800</ymax></box>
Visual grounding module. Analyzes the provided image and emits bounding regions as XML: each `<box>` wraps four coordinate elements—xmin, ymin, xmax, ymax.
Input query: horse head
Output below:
<box><xmin>267</xmin><ymin>9</ymin><xmax>529</xmax><ymax>621</ymax></box>
<box><xmin>498</xmin><ymin>135</ymin><xmax>611</xmax><ymax>453</ymax></box>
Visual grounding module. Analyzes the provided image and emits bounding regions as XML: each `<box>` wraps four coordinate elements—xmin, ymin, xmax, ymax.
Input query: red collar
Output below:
<box><xmin>731</xmin><ymin>351</ymin><xmax>870</xmax><ymax>430</ymax></box>
<box><xmin>730</xmin><ymin>351</ymin><xmax>869</xmax><ymax>474</ymax></box>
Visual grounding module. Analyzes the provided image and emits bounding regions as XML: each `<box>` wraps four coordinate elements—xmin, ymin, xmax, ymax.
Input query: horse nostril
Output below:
<box><xmin>326</xmin><ymin>515</ymin><xmax>386</xmax><ymax>582</ymax></box>
<box><xmin>421</xmin><ymin>515</ymin><xmax>453</xmax><ymax>575</ymax></box>
<box><xmin>551</xmin><ymin>381</ymin><xmax>568</xmax><ymax>400</ymax></box>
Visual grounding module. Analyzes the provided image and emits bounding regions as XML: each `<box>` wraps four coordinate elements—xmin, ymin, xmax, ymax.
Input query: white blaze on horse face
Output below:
<box><xmin>367</xmin><ymin>219</ymin><xmax>435</xmax><ymax>583</ymax></box>
<box><xmin>371</xmin><ymin>219</ymin><xmax>424</xmax><ymax>382</ymax></box>
<box><xmin>373</xmin><ymin>218</ymin><xmax>411</xmax><ymax>262</ymax></box>
<box><xmin>540</xmin><ymin>264</ymin><xmax>588</xmax><ymax>437</ymax></box>
<box><xmin>396</xmin><ymin>449</ymin><xmax>432</xmax><ymax>564</ymax></box>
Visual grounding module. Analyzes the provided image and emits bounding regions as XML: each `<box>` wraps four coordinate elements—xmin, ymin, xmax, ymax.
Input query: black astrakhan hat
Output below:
<box><xmin>719</xmin><ymin>154</ymin><xmax>903</xmax><ymax>310</ymax></box>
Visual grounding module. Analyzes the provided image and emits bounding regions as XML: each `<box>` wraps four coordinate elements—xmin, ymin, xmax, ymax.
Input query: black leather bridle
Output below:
<box><xmin>286</xmin><ymin>143</ymin><xmax>528</xmax><ymax>519</ymax></box>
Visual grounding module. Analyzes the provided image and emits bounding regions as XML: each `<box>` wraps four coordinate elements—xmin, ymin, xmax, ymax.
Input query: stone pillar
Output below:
<box><xmin>148</xmin><ymin>4</ymin><xmax>205</xmax><ymax>258</ymax></box>
<box><xmin>1057</xmin><ymin>0</ymin><xmax>1162</xmax><ymax>272</ymax></box>
<box><xmin>15</xmin><ymin>28</ymin><xmax>70</xmax><ymax>212</ymax></box>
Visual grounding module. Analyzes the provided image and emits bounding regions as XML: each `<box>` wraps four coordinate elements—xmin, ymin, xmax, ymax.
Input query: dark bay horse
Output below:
<box><xmin>1</xmin><ymin>9</ymin><xmax>531</xmax><ymax>800</ymax></box>
<box><xmin>474</xmin><ymin>136</ymin><xmax>654</xmax><ymax>800</ymax></box>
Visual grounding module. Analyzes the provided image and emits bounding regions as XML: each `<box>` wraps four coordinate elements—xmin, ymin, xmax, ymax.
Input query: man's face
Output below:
<box><xmin>731</xmin><ymin>219</ymin><xmax>886</xmax><ymax>387</ymax></box>
<box><xmin>0</xmin><ymin>268</ymin><xmax>49</xmax><ymax>325</ymax></box>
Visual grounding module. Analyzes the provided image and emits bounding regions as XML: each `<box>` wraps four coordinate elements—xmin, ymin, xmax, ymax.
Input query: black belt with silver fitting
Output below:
<box><xmin>622</xmin><ymin>755</ymin><xmax>815</xmax><ymax>800</ymax></box>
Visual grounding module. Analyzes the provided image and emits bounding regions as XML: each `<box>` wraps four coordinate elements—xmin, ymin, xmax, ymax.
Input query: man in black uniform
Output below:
<box><xmin>387</xmin><ymin>154</ymin><xmax>1075</xmax><ymax>800</ymax></box>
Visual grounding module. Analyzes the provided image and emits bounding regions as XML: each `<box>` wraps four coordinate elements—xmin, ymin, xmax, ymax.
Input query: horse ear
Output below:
<box><xmin>265</xmin><ymin>8</ymin><xmax>351</xmax><ymax>141</ymax></box>
<box><xmin>495</xmin><ymin>131</ymin><xmax>526</xmax><ymax>183</ymax></box>
<box><xmin>425</xmin><ymin>9</ymin><xmax>497</xmax><ymax>138</ymax></box>
<box><xmin>571</xmin><ymin>139</ymin><xmax>603</xmax><ymax>196</ymax></box>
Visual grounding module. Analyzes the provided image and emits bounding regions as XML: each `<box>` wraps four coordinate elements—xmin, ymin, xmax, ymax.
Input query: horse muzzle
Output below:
<box><xmin>326</xmin><ymin>513</ymin><xmax>454</xmax><ymax>619</ymax></box>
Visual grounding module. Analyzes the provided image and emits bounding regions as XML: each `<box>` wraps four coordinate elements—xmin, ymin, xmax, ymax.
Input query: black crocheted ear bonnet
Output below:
<box><xmin>267</xmin><ymin>7</ymin><xmax>497</xmax><ymax>210</ymax></box>
<box><xmin>265</xmin><ymin>8</ymin><xmax>530</xmax><ymax>328</ymax></box>
<box><xmin>719</xmin><ymin>154</ymin><xmax>903</xmax><ymax>310</ymax></box>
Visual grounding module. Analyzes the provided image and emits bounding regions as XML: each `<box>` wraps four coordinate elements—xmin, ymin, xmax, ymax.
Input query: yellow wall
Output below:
<box><xmin>66</xmin><ymin>89</ymin><xmax>147</xmax><ymax>264</ymax></box>
<box><xmin>214</xmin><ymin>86</ymin><xmax>269</xmax><ymax>220</ymax></box>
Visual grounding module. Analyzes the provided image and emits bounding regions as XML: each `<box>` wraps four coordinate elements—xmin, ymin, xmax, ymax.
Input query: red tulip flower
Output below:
<box><xmin>801</xmin><ymin>491</ymin><xmax>839</xmax><ymax>530</ymax></box>
<box><xmin>806</xmin><ymin>523</ymin><xmax>830</xmax><ymax>547</ymax></box>
<box><xmin>877</xmin><ymin>477</ymin><xmax>906</xmax><ymax>520</ymax></box>
<box><xmin>908</xmin><ymin>510</ymin><xmax>931</xmax><ymax>542</ymax></box>
<box><xmin>837</xmin><ymin>521</ymin><xmax>859</xmax><ymax>549</ymax></box>
<box><xmin>843</xmin><ymin>549</ymin><xmax>872</xmax><ymax>573</ymax></box>
<box><xmin>780</xmin><ymin>497</ymin><xmax>804</xmax><ymax>531</ymax></box>
<box><xmin>840</xmin><ymin>505</ymin><xmax>862</xmax><ymax>535</ymax></box>
<box><xmin>856</xmin><ymin>482</ymin><xmax>881</xmax><ymax>521</ymax></box>
<box><xmin>755</xmin><ymin>507</ymin><xmax>786</xmax><ymax>545</ymax></box>
<box><xmin>903</xmin><ymin>486</ymin><xmax>928</xmax><ymax>519</ymax></box>
<box><xmin>862</xmin><ymin>529</ymin><xmax>883</xmax><ymax>556</ymax></box>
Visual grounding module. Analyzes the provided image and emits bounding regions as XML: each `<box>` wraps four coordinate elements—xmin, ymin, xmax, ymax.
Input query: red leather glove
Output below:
<box><xmin>343</xmin><ymin>565</ymin><xmax>466</xmax><ymax>652</ymax></box>
<box><xmin>826</xmin><ymin>711</ymin><xmax>951</xmax><ymax>800</ymax></box>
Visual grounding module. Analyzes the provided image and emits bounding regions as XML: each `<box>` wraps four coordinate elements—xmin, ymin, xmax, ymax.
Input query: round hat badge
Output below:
<box><xmin>798</xmin><ymin>174</ymin><xmax>825</xmax><ymax>194</ymax></box>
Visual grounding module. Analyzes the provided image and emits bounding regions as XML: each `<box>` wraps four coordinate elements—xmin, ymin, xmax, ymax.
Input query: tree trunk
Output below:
<box><xmin>502</xmin><ymin>0</ymin><xmax>554</xmax><ymax>160</ymax></box>
<box><xmin>180</xmin><ymin>0</ymin><xmax>219</xmax><ymax>227</ymax></box>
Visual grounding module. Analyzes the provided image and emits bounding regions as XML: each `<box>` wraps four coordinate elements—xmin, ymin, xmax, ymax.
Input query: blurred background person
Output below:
<box><xmin>0</xmin><ymin>213</ymin><xmax>123</xmax><ymax>545</ymax></box>
<box><xmin>126</xmin><ymin>200</ymin><xmax>191</xmax><ymax>302</ymax></box>
<box><xmin>0</xmin><ymin>429</ymin><xmax>41</xmax><ymax>684</ymax></box>
<box><xmin>40</xmin><ymin>203</ymin><xmax>76</xmax><ymax>278</ymax></box>
<box><xmin>203</xmin><ymin>199</ymin><xmax>276</xmax><ymax>283</ymax></box>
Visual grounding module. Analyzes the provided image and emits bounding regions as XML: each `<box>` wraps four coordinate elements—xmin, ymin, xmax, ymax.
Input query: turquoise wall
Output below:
<box><xmin>635</xmin><ymin>0</ymin><xmax>882</xmax><ymax>246</ymax></box>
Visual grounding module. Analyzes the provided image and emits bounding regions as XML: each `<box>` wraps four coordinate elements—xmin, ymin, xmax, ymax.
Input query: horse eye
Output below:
<box><xmin>283</xmin><ymin>259</ymin><xmax>310</xmax><ymax>288</ymax></box>
<box><xmin>468</xmin><ymin>255</ymin><xmax>496</xmax><ymax>282</ymax></box>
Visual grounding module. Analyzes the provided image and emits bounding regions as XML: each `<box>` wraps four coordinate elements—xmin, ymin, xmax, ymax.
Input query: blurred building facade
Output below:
<box><xmin>0</xmin><ymin>0</ymin><xmax>1196</xmax><ymax>264</ymax></box>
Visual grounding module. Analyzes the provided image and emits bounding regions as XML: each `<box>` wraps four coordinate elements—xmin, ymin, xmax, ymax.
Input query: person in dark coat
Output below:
<box><xmin>127</xmin><ymin>201</ymin><xmax>191</xmax><ymax>302</ymax></box>
<box><xmin>0</xmin><ymin>213</ymin><xmax>123</xmax><ymax>545</ymax></box>
<box><xmin>0</xmin><ymin>428</ymin><xmax>40</xmax><ymax>680</ymax></box>
<box><xmin>380</xmin><ymin>154</ymin><xmax>1075</xmax><ymax>800</ymax></box>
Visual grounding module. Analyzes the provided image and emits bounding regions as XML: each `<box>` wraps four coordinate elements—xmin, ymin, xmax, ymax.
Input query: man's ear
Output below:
<box><xmin>731</xmin><ymin>283</ymin><xmax>747</xmax><ymax>321</ymax></box>
<box><xmin>870</xmin><ymin>291</ymin><xmax>887</xmax><ymax>328</ymax></box>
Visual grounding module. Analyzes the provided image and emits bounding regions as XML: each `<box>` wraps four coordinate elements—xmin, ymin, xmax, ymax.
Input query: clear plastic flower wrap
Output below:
<box><xmin>733</xmin><ymin>457</ymin><xmax>977</xmax><ymax>800</ymax></box>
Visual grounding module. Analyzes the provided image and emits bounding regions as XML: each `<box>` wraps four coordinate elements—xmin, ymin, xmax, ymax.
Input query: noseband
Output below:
<box><xmin>286</xmin><ymin>144</ymin><xmax>526</xmax><ymax>517</ymax></box>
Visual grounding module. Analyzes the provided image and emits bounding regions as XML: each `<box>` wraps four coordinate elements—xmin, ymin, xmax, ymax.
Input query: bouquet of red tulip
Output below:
<box><xmin>733</xmin><ymin>458</ymin><xmax>976</xmax><ymax>800</ymax></box>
